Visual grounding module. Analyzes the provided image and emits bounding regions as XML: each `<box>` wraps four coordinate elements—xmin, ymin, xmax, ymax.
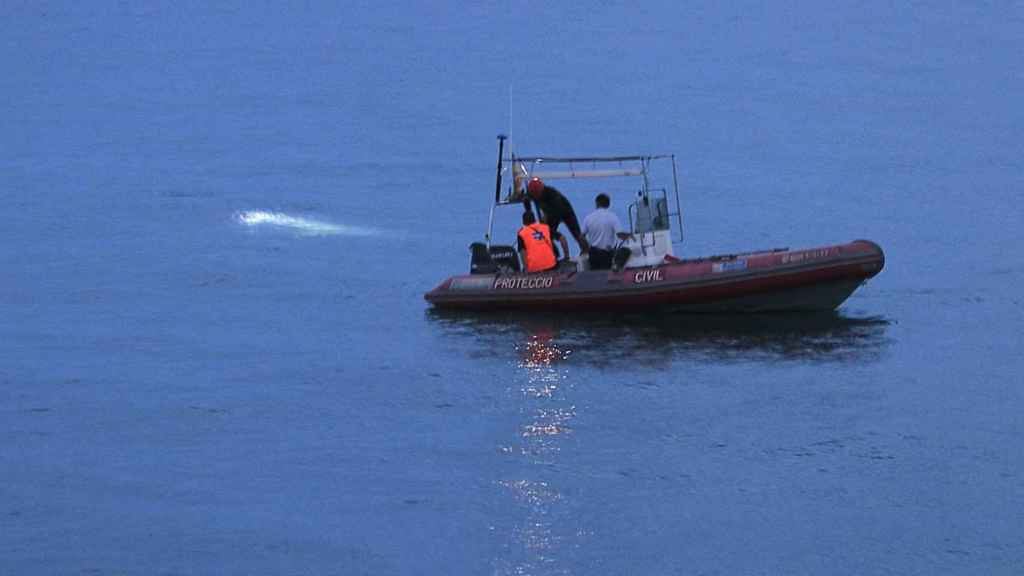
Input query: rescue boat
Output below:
<box><xmin>424</xmin><ymin>136</ymin><xmax>884</xmax><ymax>313</ymax></box>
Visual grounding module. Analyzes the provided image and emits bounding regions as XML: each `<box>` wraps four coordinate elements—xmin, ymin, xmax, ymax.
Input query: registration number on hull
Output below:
<box><xmin>782</xmin><ymin>249</ymin><xmax>833</xmax><ymax>264</ymax></box>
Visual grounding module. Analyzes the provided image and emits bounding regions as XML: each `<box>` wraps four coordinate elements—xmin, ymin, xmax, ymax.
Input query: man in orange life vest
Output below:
<box><xmin>517</xmin><ymin>211</ymin><xmax>558</xmax><ymax>273</ymax></box>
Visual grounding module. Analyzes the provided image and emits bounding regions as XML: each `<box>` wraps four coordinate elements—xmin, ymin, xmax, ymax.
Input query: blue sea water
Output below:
<box><xmin>2</xmin><ymin>2</ymin><xmax>1023</xmax><ymax>574</ymax></box>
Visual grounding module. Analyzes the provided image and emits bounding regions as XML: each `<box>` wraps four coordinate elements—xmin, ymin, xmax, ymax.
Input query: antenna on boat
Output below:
<box><xmin>485</xmin><ymin>134</ymin><xmax>507</xmax><ymax>248</ymax></box>
<box><xmin>494</xmin><ymin>134</ymin><xmax>507</xmax><ymax>203</ymax></box>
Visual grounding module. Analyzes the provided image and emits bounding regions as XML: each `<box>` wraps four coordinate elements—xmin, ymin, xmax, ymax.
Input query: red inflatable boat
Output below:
<box><xmin>425</xmin><ymin>240</ymin><xmax>883</xmax><ymax>312</ymax></box>
<box><xmin>425</xmin><ymin>137</ymin><xmax>884</xmax><ymax>313</ymax></box>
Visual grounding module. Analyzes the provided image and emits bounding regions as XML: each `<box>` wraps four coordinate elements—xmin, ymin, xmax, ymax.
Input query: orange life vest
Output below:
<box><xmin>518</xmin><ymin>223</ymin><xmax>557</xmax><ymax>272</ymax></box>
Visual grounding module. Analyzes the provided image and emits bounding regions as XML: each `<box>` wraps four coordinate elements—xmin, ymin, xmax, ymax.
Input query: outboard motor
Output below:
<box><xmin>469</xmin><ymin>242</ymin><xmax>498</xmax><ymax>274</ymax></box>
<box><xmin>488</xmin><ymin>244</ymin><xmax>520</xmax><ymax>273</ymax></box>
<box><xmin>469</xmin><ymin>242</ymin><xmax>521</xmax><ymax>274</ymax></box>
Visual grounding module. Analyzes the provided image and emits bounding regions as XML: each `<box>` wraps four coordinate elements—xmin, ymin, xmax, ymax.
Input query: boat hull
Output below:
<box><xmin>424</xmin><ymin>240</ymin><xmax>884</xmax><ymax>313</ymax></box>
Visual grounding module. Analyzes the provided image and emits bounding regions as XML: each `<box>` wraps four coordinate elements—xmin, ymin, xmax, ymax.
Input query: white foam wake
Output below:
<box><xmin>236</xmin><ymin>210</ymin><xmax>378</xmax><ymax>237</ymax></box>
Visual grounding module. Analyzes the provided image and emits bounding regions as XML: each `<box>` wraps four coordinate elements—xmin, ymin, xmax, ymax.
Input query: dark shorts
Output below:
<box><xmin>545</xmin><ymin>213</ymin><xmax>582</xmax><ymax>242</ymax></box>
<box><xmin>588</xmin><ymin>247</ymin><xmax>613</xmax><ymax>270</ymax></box>
<box><xmin>589</xmin><ymin>246</ymin><xmax>631</xmax><ymax>270</ymax></box>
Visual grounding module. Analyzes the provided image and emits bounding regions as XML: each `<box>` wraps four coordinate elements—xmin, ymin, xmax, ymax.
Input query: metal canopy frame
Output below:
<box><xmin>511</xmin><ymin>155</ymin><xmax>674</xmax><ymax>163</ymax></box>
<box><xmin>485</xmin><ymin>136</ymin><xmax>684</xmax><ymax>248</ymax></box>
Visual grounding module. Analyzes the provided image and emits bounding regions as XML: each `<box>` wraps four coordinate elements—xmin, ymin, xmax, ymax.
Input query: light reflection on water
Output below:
<box><xmin>496</xmin><ymin>323</ymin><xmax>576</xmax><ymax>575</ymax></box>
<box><xmin>428</xmin><ymin>309</ymin><xmax>893</xmax><ymax>368</ymax></box>
<box><xmin>428</xmin><ymin>309</ymin><xmax>892</xmax><ymax>574</ymax></box>
<box><xmin>514</xmin><ymin>325</ymin><xmax>574</xmax><ymax>465</ymax></box>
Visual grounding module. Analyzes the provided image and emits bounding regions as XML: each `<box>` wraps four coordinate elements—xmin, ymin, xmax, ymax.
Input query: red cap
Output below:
<box><xmin>527</xmin><ymin>177</ymin><xmax>544</xmax><ymax>196</ymax></box>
